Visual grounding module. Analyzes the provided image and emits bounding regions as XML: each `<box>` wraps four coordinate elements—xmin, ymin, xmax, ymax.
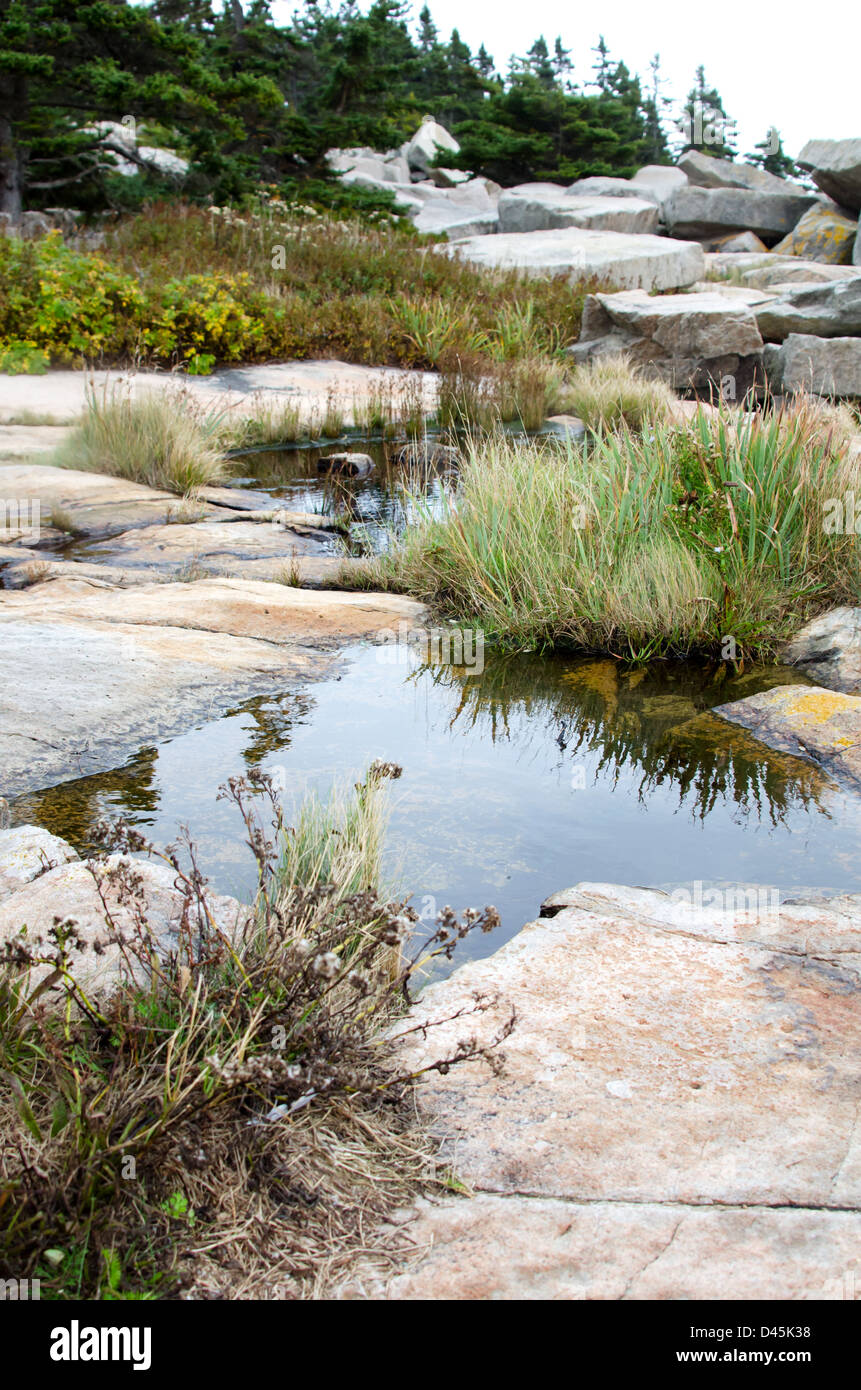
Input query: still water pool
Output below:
<box><xmin>13</xmin><ymin>646</ymin><xmax>860</xmax><ymax>969</ymax></box>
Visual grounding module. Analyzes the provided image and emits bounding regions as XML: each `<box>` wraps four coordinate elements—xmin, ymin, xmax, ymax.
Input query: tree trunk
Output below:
<box><xmin>0</xmin><ymin>74</ymin><xmax>25</xmax><ymax>221</ymax></box>
<box><xmin>0</xmin><ymin>116</ymin><xmax>23</xmax><ymax>221</ymax></box>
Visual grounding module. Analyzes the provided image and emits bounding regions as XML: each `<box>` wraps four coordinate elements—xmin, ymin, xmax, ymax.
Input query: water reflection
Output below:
<box><xmin>230</xmin><ymin>441</ymin><xmax>453</xmax><ymax>552</ymax></box>
<box><xmin>14</xmin><ymin>748</ymin><xmax>161</xmax><ymax>851</ymax></box>
<box><xmin>9</xmin><ymin>650</ymin><xmax>859</xmax><ymax>962</ymax></box>
<box><xmin>423</xmin><ymin>652</ymin><xmax>831</xmax><ymax>828</ymax></box>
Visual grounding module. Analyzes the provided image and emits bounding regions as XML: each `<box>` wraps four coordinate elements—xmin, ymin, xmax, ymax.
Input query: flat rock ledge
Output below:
<box><xmin>0</xmin><ymin>577</ymin><xmax>425</xmax><ymax>798</ymax></box>
<box><xmin>714</xmin><ymin>685</ymin><xmax>861</xmax><ymax>792</ymax></box>
<box><xmin>344</xmin><ymin>881</ymin><xmax>861</xmax><ymax>1300</ymax></box>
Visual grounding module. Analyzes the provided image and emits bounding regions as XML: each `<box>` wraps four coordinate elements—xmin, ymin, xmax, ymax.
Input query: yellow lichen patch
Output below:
<box><xmin>775</xmin><ymin>687</ymin><xmax>861</xmax><ymax>727</ymax></box>
<box><xmin>773</xmin><ymin>206</ymin><xmax>857</xmax><ymax>264</ymax></box>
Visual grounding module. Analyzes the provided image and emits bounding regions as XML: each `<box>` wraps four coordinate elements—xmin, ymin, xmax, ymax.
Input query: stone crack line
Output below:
<box><xmin>469</xmin><ymin>1186</ymin><xmax>861</xmax><ymax>1214</ymax></box>
<box><xmin>621</xmin><ymin>1218</ymin><xmax>683</xmax><ymax>1300</ymax></box>
<box><xmin>830</xmin><ymin>1100</ymin><xmax>861</xmax><ymax>1197</ymax></box>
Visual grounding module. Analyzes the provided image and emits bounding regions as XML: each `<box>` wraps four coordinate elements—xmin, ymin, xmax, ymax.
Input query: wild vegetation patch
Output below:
<box><xmin>0</xmin><ymin>203</ymin><xmax>596</xmax><ymax>382</ymax></box>
<box><xmin>357</xmin><ymin>405</ymin><xmax>861</xmax><ymax>662</ymax></box>
<box><xmin>0</xmin><ymin>767</ymin><xmax>509</xmax><ymax>1300</ymax></box>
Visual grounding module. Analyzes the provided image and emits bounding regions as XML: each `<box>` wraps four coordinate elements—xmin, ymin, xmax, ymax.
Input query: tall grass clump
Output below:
<box><xmin>55</xmin><ymin>386</ymin><xmax>228</xmax><ymax>494</ymax></box>
<box><xmin>223</xmin><ymin>392</ymin><xmax>305</xmax><ymax>449</ymax></box>
<box><xmin>275</xmin><ymin>764</ymin><xmax>395</xmax><ymax>915</ymax></box>
<box><xmin>361</xmin><ymin>407</ymin><xmax>861</xmax><ymax>661</ymax></box>
<box><xmin>0</xmin><ymin>766</ymin><xmax>507</xmax><ymax>1300</ymax></box>
<box><xmin>436</xmin><ymin>350</ymin><xmax>566</xmax><ymax>432</ymax></box>
<box><xmin>563</xmin><ymin>354</ymin><xmax>677</xmax><ymax>431</ymax></box>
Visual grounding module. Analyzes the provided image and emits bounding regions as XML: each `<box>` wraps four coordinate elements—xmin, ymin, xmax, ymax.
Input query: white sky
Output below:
<box><xmin>269</xmin><ymin>0</ymin><xmax>859</xmax><ymax>160</ymax></box>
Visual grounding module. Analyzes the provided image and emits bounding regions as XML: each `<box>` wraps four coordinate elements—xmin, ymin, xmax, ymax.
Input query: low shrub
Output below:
<box><xmin>0</xmin><ymin>767</ymin><xmax>509</xmax><ymax>1299</ymax></box>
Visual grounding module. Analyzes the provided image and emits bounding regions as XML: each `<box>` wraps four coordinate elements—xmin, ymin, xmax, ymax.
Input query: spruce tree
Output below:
<box><xmin>0</xmin><ymin>0</ymin><xmax>281</xmax><ymax>217</ymax></box>
<box><xmin>746</xmin><ymin>127</ymin><xmax>798</xmax><ymax>180</ymax></box>
<box><xmin>680</xmin><ymin>65</ymin><xmax>736</xmax><ymax>159</ymax></box>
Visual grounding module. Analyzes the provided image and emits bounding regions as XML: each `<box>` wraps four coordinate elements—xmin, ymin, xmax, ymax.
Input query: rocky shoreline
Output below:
<box><xmin>332</xmin><ymin>124</ymin><xmax>861</xmax><ymax>399</ymax></box>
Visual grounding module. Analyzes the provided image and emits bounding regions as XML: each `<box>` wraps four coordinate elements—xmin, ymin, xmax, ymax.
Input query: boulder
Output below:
<box><xmin>736</xmin><ymin>259</ymin><xmax>861</xmax><ymax>289</ymax></box>
<box><xmin>86</xmin><ymin>120</ymin><xmax>188</xmax><ymax>181</ymax></box>
<box><xmin>330</xmin><ymin>153</ymin><xmax>393</xmax><ymax>184</ymax></box>
<box><xmin>339</xmin><ymin>170</ymin><xmax>425</xmax><ymax>215</ymax></box>
<box><xmin>566</xmin><ymin>175</ymin><xmax>659</xmax><ymax>203</ymax></box>
<box><xmin>782</xmin><ymin>610</ymin><xmax>861</xmax><ymax>694</ymax></box>
<box><xmin>754</xmin><ymin>277</ymin><xmax>861</xmax><ymax>341</ymax></box>
<box><xmin>392</xmin><ymin>441</ymin><xmax>460</xmax><ymax>469</ymax></box>
<box><xmin>39</xmin><ymin>207</ymin><xmax>81</xmax><ymax>237</ymax></box>
<box><xmin>665</xmin><ymin>186</ymin><xmax>819</xmax><ymax>244</ymax></box>
<box><xmin>714</xmin><ymin>685</ymin><xmax>861</xmax><ymax>789</ymax></box>
<box><xmin>448</xmin><ymin>228</ymin><xmax>704</xmax><ymax>292</ymax></box>
<box><xmin>767</xmin><ymin>333</ymin><xmax>861</xmax><ymax>398</ymax></box>
<box><xmin>135</xmin><ymin>146</ymin><xmax>188</xmax><ymax>179</ymax></box>
<box><xmin>0</xmin><ymin>852</ymin><xmax>246</xmax><ymax>998</ymax></box>
<box><xmin>707</xmin><ymin>231</ymin><xmax>769</xmax><ymax>254</ymax></box>
<box><xmin>569</xmin><ymin>289</ymin><xmax>764</xmax><ymax>394</ymax></box>
<box><xmin>773</xmin><ymin>204</ymin><xmax>858</xmax><ymax>263</ymax></box>
<box><xmin>498</xmin><ymin>185</ymin><xmax>659</xmax><ymax>235</ymax></box>
<box><xmin>855</xmin><ymin>229</ymin><xmax>861</xmax><ymax>268</ymax></box>
<box><xmin>326</xmin><ymin>146</ymin><xmax>381</xmax><ymax>175</ymax></box>
<box><xmin>630</xmin><ymin>164</ymin><xmax>688</xmax><ymax>210</ymax></box>
<box><xmin>762</xmin><ymin>341</ymin><xmax>786</xmax><ymax>391</ymax></box>
<box><xmin>678</xmin><ymin>148</ymin><xmax>806</xmax><ymax>196</ymax></box>
<box><xmin>705</xmin><ymin>251</ymin><xmax>788</xmax><ymax>280</ymax></box>
<box><xmin>317</xmin><ymin>452</ymin><xmax>374</xmax><ymax>477</ymax></box>
<box><xmin>405</xmin><ymin>118</ymin><xmax>460</xmax><ymax>179</ymax></box>
<box><xmin>797</xmin><ymin>139</ymin><xmax>861</xmax><ymax>213</ymax></box>
<box><xmin>414</xmin><ymin>207</ymin><xmax>499</xmax><ymax>239</ymax></box>
<box><xmin>411</xmin><ymin>177</ymin><xmax>500</xmax><ymax>238</ymax></box>
<box><xmin>371</xmin><ymin>880</ymin><xmax>861</xmax><ymax>1298</ymax></box>
<box><xmin>0</xmin><ymin>825</ymin><xmax>79</xmax><ymax>904</ymax></box>
<box><xmin>427</xmin><ymin>166</ymin><xmax>471</xmax><ymax>189</ymax></box>
<box><xmin>18</xmin><ymin>211</ymin><xmax>52</xmax><ymax>240</ymax></box>
<box><xmin>544</xmin><ymin>414</ymin><xmax>587</xmax><ymax>442</ymax></box>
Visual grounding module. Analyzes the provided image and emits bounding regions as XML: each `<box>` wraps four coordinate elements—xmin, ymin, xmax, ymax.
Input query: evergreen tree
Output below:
<box><xmin>475</xmin><ymin>44</ymin><xmax>496</xmax><ymax>81</ymax></box>
<box><xmin>0</xmin><ymin>0</ymin><xmax>282</xmax><ymax>217</ymax></box>
<box><xmin>746</xmin><ymin>127</ymin><xmax>798</xmax><ymax>180</ymax></box>
<box><xmin>521</xmin><ymin>37</ymin><xmax>555</xmax><ymax>90</ymax></box>
<box><xmin>551</xmin><ymin>38</ymin><xmax>573</xmax><ymax>89</ymax></box>
<box><xmin>591</xmin><ymin>36</ymin><xmax>611</xmax><ymax>93</ymax></box>
<box><xmin>641</xmin><ymin>53</ymin><xmax>672</xmax><ymax>164</ymax></box>
<box><xmin>679</xmin><ymin>65</ymin><xmax>736</xmax><ymax>159</ymax></box>
<box><xmin>0</xmin><ymin>2</ymin><xmax>746</xmax><ymax>213</ymax></box>
<box><xmin>417</xmin><ymin>4</ymin><xmax>437</xmax><ymax>51</ymax></box>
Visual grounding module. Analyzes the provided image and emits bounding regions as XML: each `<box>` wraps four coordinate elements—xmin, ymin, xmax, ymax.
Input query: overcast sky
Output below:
<box><xmin>270</xmin><ymin>0</ymin><xmax>857</xmax><ymax>160</ymax></box>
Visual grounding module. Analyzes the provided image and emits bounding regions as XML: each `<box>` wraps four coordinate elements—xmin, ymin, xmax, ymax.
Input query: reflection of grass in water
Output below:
<box><xmin>230</xmin><ymin>689</ymin><xmax>313</xmax><ymax>769</ymax></box>
<box><xmin>10</xmin><ymin>692</ymin><xmax>315</xmax><ymax>856</ymax></box>
<box><xmin>10</xmin><ymin>749</ymin><xmax>160</xmax><ymax>855</ymax></box>
<box><xmin>416</xmin><ymin>651</ymin><xmax>830</xmax><ymax>828</ymax></box>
